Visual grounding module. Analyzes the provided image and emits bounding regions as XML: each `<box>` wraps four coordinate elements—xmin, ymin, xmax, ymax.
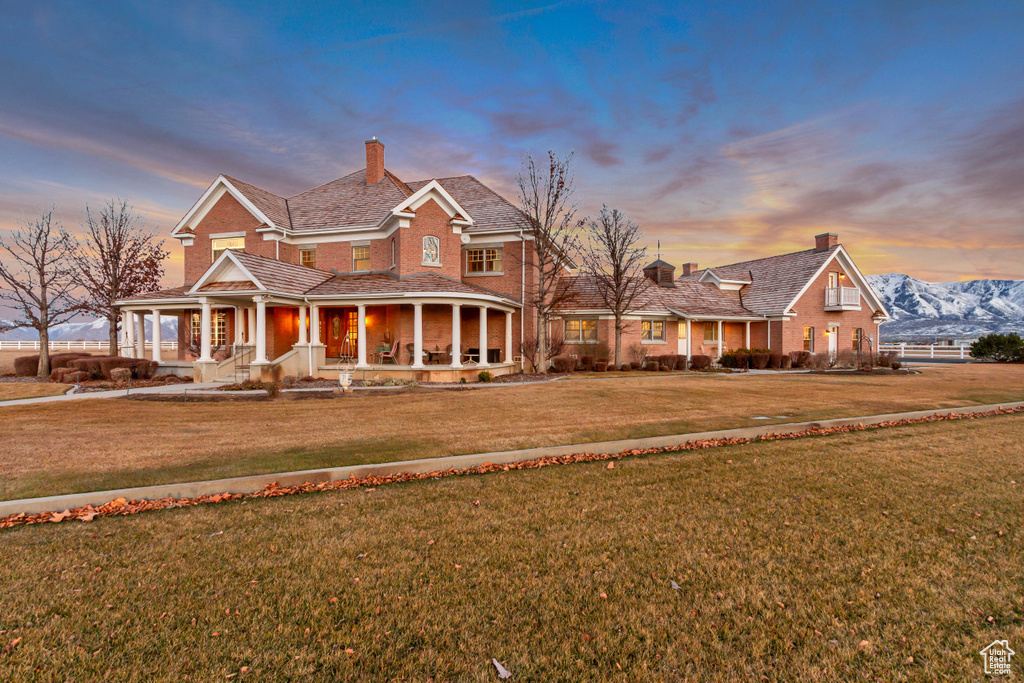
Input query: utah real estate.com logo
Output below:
<box><xmin>980</xmin><ymin>640</ymin><xmax>1014</xmax><ymax>676</ymax></box>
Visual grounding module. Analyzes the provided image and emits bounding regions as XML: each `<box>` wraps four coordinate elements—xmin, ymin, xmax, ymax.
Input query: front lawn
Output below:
<box><xmin>0</xmin><ymin>382</ymin><xmax>71</xmax><ymax>402</ymax></box>
<box><xmin>1</xmin><ymin>414</ymin><xmax>1022</xmax><ymax>680</ymax></box>
<box><xmin>1</xmin><ymin>364</ymin><xmax>1023</xmax><ymax>501</ymax></box>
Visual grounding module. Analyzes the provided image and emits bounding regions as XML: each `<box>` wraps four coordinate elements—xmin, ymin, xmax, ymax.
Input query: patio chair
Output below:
<box><xmin>405</xmin><ymin>342</ymin><xmax>416</xmax><ymax>365</ymax></box>
<box><xmin>377</xmin><ymin>340</ymin><xmax>399</xmax><ymax>364</ymax></box>
<box><xmin>445</xmin><ymin>343</ymin><xmax>453</xmax><ymax>364</ymax></box>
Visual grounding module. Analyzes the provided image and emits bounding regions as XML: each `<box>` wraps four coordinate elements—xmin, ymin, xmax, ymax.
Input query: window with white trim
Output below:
<box><xmin>803</xmin><ymin>326</ymin><xmax>814</xmax><ymax>352</ymax></box>
<box><xmin>211</xmin><ymin>237</ymin><xmax>244</xmax><ymax>262</ymax></box>
<box><xmin>852</xmin><ymin>327</ymin><xmax>863</xmax><ymax>350</ymax></box>
<box><xmin>564</xmin><ymin>318</ymin><xmax>598</xmax><ymax>343</ymax></box>
<box><xmin>466</xmin><ymin>247</ymin><xmax>502</xmax><ymax>274</ymax></box>
<box><xmin>300</xmin><ymin>247</ymin><xmax>316</xmax><ymax>269</ymax></box>
<box><xmin>641</xmin><ymin>319</ymin><xmax>665</xmax><ymax>341</ymax></box>
<box><xmin>390</xmin><ymin>238</ymin><xmax>396</xmax><ymax>269</ymax></box>
<box><xmin>353</xmin><ymin>245</ymin><xmax>370</xmax><ymax>271</ymax></box>
<box><xmin>422</xmin><ymin>235</ymin><xmax>440</xmax><ymax>265</ymax></box>
<box><xmin>190</xmin><ymin>310</ymin><xmax>226</xmax><ymax>347</ymax></box>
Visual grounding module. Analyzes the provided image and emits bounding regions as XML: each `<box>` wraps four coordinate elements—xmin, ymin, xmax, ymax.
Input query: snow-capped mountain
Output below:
<box><xmin>866</xmin><ymin>273</ymin><xmax>1024</xmax><ymax>341</ymax></box>
<box><xmin>0</xmin><ymin>316</ymin><xmax>178</xmax><ymax>341</ymax></box>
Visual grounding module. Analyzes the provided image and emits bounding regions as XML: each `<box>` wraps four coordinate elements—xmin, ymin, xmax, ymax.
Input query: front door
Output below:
<box><xmin>326</xmin><ymin>310</ymin><xmax>344</xmax><ymax>358</ymax></box>
<box><xmin>828</xmin><ymin>326</ymin><xmax>838</xmax><ymax>358</ymax></box>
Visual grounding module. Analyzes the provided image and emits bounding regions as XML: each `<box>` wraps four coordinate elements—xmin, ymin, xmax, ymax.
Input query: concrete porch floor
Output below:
<box><xmin>319</xmin><ymin>361</ymin><xmax>518</xmax><ymax>383</ymax></box>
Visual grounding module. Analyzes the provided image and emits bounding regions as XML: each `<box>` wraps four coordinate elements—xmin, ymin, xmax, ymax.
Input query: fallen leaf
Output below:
<box><xmin>599</xmin><ymin>592</ymin><xmax>608</xmax><ymax>599</ymax></box>
<box><xmin>492</xmin><ymin>658</ymin><xmax>512</xmax><ymax>680</ymax></box>
<box><xmin>670</xmin><ymin>581</ymin><xmax>681</xmax><ymax>590</ymax></box>
<box><xmin>4</xmin><ymin>637</ymin><xmax>22</xmax><ymax>654</ymax></box>
<box><xmin>345</xmin><ymin>648</ymin><xmax>355</xmax><ymax>654</ymax></box>
<box><xmin>330</xmin><ymin>597</ymin><xmax>338</xmax><ymax>604</ymax></box>
<box><xmin>606</xmin><ymin>462</ymin><xmax>615</xmax><ymax>470</ymax></box>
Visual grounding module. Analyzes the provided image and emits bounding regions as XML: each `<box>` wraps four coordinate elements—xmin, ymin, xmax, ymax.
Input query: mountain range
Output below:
<box><xmin>0</xmin><ymin>316</ymin><xmax>179</xmax><ymax>342</ymax></box>
<box><xmin>865</xmin><ymin>274</ymin><xmax>1024</xmax><ymax>341</ymax></box>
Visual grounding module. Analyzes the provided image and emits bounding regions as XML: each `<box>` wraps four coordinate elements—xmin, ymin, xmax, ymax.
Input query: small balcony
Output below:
<box><xmin>825</xmin><ymin>286</ymin><xmax>861</xmax><ymax>311</ymax></box>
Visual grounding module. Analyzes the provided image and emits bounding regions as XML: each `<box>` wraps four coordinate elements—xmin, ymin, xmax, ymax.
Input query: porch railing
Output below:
<box><xmin>825</xmin><ymin>286</ymin><xmax>860</xmax><ymax>307</ymax></box>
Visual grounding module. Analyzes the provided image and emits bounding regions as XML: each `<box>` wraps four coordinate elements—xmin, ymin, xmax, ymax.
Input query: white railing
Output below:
<box><xmin>825</xmin><ymin>286</ymin><xmax>860</xmax><ymax>307</ymax></box>
<box><xmin>879</xmin><ymin>343</ymin><xmax>970</xmax><ymax>359</ymax></box>
<box><xmin>0</xmin><ymin>340</ymin><xmax>179</xmax><ymax>351</ymax></box>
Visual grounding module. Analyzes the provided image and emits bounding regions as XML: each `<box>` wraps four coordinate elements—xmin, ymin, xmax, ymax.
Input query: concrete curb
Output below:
<box><xmin>3</xmin><ymin>400</ymin><xmax>1023</xmax><ymax>517</ymax></box>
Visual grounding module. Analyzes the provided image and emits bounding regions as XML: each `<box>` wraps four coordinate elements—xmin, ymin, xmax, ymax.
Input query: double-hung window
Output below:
<box><xmin>300</xmin><ymin>247</ymin><xmax>316</xmax><ymax>269</ymax></box>
<box><xmin>803</xmin><ymin>326</ymin><xmax>814</xmax><ymax>352</ymax></box>
<box><xmin>852</xmin><ymin>327</ymin><xmax>863</xmax><ymax>350</ymax></box>
<box><xmin>564</xmin><ymin>318</ymin><xmax>598</xmax><ymax>343</ymax></box>
<box><xmin>641</xmin><ymin>319</ymin><xmax>665</xmax><ymax>342</ymax></box>
<box><xmin>353</xmin><ymin>245</ymin><xmax>370</xmax><ymax>271</ymax></box>
<box><xmin>466</xmin><ymin>247</ymin><xmax>503</xmax><ymax>274</ymax></box>
<box><xmin>704</xmin><ymin>322</ymin><xmax>718</xmax><ymax>342</ymax></box>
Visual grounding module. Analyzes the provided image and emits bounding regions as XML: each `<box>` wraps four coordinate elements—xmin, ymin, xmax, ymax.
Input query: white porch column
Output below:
<box><xmin>298</xmin><ymin>305</ymin><xmax>308</xmax><ymax>345</ymax></box>
<box><xmin>199</xmin><ymin>300</ymin><xmax>213</xmax><ymax>362</ymax></box>
<box><xmin>451</xmin><ymin>304</ymin><xmax>463</xmax><ymax>368</ymax></box>
<box><xmin>767</xmin><ymin>319</ymin><xmax>771</xmax><ymax>351</ymax></box>
<box><xmin>309</xmin><ymin>304</ymin><xmax>320</xmax><ymax>345</ymax></box>
<box><xmin>478</xmin><ymin>305</ymin><xmax>490</xmax><ymax>367</ymax></box>
<box><xmin>717</xmin><ymin>320</ymin><xmax>723</xmax><ymax>359</ymax></box>
<box><xmin>135</xmin><ymin>311</ymin><xmax>145</xmax><ymax>359</ymax></box>
<box><xmin>356</xmin><ymin>304</ymin><xmax>368</xmax><ymax>368</ymax></box>
<box><xmin>123</xmin><ymin>310</ymin><xmax>135</xmax><ymax>357</ymax></box>
<box><xmin>247</xmin><ymin>307</ymin><xmax>257</xmax><ymax>345</ymax></box>
<box><xmin>151</xmin><ymin>309</ymin><xmax>162</xmax><ymax>363</ymax></box>
<box><xmin>254</xmin><ymin>297</ymin><xmax>268</xmax><ymax>364</ymax></box>
<box><xmin>234</xmin><ymin>307</ymin><xmax>243</xmax><ymax>347</ymax></box>
<box><xmin>686</xmin><ymin>319</ymin><xmax>692</xmax><ymax>362</ymax></box>
<box><xmin>505</xmin><ymin>310</ymin><xmax>513</xmax><ymax>364</ymax></box>
<box><xmin>745</xmin><ymin>321</ymin><xmax>751</xmax><ymax>349</ymax></box>
<box><xmin>412</xmin><ymin>303</ymin><xmax>425</xmax><ymax>368</ymax></box>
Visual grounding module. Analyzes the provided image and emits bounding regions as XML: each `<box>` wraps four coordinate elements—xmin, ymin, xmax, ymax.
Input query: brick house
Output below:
<box><xmin>551</xmin><ymin>233</ymin><xmax>889</xmax><ymax>364</ymax></box>
<box><xmin>117</xmin><ymin>140</ymin><xmax>888</xmax><ymax>381</ymax></box>
<box><xmin>117</xmin><ymin>139</ymin><xmax>531</xmax><ymax>382</ymax></box>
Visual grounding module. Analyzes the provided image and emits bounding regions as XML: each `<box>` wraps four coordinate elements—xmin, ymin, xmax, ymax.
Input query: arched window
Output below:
<box><xmin>422</xmin><ymin>235</ymin><xmax>440</xmax><ymax>265</ymax></box>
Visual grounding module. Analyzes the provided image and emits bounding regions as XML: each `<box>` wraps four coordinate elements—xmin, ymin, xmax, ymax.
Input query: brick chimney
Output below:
<box><xmin>365</xmin><ymin>137</ymin><xmax>385</xmax><ymax>185</ymax></box>
<box><xmin>815</xmin><ymin>232</ymin><xmax>838</xmax><ymax>251</ymax></box>
<box><xmin>681</xmin><ymin>262</ymin><xmax>698</xmax><ymax>276</ymax></box>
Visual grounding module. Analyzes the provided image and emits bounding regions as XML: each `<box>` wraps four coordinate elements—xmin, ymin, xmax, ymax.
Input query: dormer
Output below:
<box><xmin>699</xmin><ymin>268</ymin><xmax>751</xmax><ymax>291</ymax></box>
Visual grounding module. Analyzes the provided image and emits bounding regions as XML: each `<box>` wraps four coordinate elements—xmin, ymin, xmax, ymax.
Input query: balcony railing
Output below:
<box><xmin>825</xmin><ymin>286</ymin><xmax>861</xmax><ymax>309</ymax></box>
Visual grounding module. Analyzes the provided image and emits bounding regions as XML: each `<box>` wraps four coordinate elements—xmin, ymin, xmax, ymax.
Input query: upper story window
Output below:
<box><xmin>300</xmin><ymin>247</ymin><xmax>316</xmax><ymax>269</ymax></box>
<box><xmin>641</xmin><ymin>319</ymin><xmax>665</xmax><ymax>342</ymax></box>
<box><xmin>390</xmin><ymin>238</ymin><xmax>396</xmax><ymax>269</ymax></box>
<box><xmin>467</xmin><ymin>247</ymin><xmax>502</xmax><ymax>274</ymax></box>
<box><xmin>422</xmin><ymin>235</ymin><xmax>440</xmax><ymax>266</ymax></box>
<box><xmin>211</xmin><ymin>237</ymin><xmax>244</xmax><ymax>262</ymax></box>
<box><xmin>564</xmin><ymin>318</ymin><xmax>598</xmax><ymax>343</ymax></box>
<box><xmin>353</xmin><ymin>245</ymin><xmax>370</xmax><ymax>271</ymax></box>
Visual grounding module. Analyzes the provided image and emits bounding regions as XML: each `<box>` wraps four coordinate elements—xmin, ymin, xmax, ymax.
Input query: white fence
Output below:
<box><xmin>0</xmin><ymin>340</ymin><xmax>179</xmax><ymax>352</ymax></box>
<box><xmin>879</xmin><ymin>343</ymin><xmax>971</xmax><ymax>360</ymax></box>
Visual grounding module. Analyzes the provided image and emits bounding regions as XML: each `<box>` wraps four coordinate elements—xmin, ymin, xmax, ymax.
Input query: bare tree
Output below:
<box><xmin>578</xmin><ymin>206</ymin><xmax>652</xmax><ymax>367</ymax></box>
<box><xmin>0</xmin><ymin>208</ymin><xmax>81</xmax><ymax>376</ymax></box>
<box><xmin>71</xmin><ymin>199</ymin><xmax>167</xmax><ymax>353</ymax></box>
<box><xmin>514</xmin><ymin>151</ymin><xmax>584</xmax><ymax>371</ymax></box>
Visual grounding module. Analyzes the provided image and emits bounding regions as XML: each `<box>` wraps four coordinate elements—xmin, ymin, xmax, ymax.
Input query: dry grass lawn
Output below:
<box><xmin>2</xmin><ymin>364</ymin><xmax>1023</xmax><ymax>501</ymax></box>
<box><xmin>0</xmin><ymin>383</ymin><xmax>71</xmax><ymax>401</ymax></box>
<box><xmin>0</xmin><ymin>414</ymin><xmax>1022</xmax><ymax>681</ymax></box>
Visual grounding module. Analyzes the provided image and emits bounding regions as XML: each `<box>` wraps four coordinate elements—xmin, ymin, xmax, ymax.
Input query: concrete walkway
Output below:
<box><xmin>3</xmin><ymin>399</ymin><xmax>1021</xmax><ymax>517</ymax></box>
<box><xmin>0</xmin><ymin>382</ymin><xmax>223</xmax><ymax>407</ymax></box>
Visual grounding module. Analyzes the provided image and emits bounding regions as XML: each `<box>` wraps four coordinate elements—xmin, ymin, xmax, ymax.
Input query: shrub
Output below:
<box><xmin>779</xmin><ymin>355</ymin><xmax>793</xmax><ymax>370</ymax></box>
<box><xmin>280</xmin><ymin>375</ymin><xmax>299</xmax><ymax>388</ymax></box>
<box><xmin>579</xmin><ymin>355</ymin><xmax>594</xmax><ymax>372</ymax></box>
<box><xmin>628</xmin><ymin>343</ymin><xmax>648</xmax><ymax>365</ymax></box>
<box><xmin>477</xmin><ymin>370</ymin><xmax>493</xmax><ymax>383</ymax></box>
<box><xmin>620</xmin><ymin>364</ymin><xmax>632</xmax><ymax>372</ymax></box>
<box><xmin>718</xmin><ymin>352</ymin><xmax>738</xmax><ymax>369</ymax></box>
<box><xmin>300</xmin><ymin>375</ymin><xmax>317</xmax><ymax>382</ymax></box>
<box><xmin>876</xmin><ymin>351</ymin><xmax>896</xmax><ymax>368</ymax></box>
<box><xmin>594</xmin><ymin>361</ymin><xmax>607</xmax><ymax>372</ymax></box>
<box><xmin>834</xmin><ymin>349</ymin><xmax>856</xmax><ymax>369</ymax></box>
<box><xmin>65</xmin><ymin>371</ymin><xmax>90</xmax><ymax>384</ymax></box>
<box><xmin>810</xmin><ymin>353</ymin><xmax>834</xmax><ymax>369</ymax></box>
<box><xmin>891</xmin><ymin>361</ymin><xmax>902</xmax><ymax>370</ymax></box>
<box><xmin>13</xmin><ymin>356</ymin><xmax>39</xmax><ymax>377</ymax></box>
<box><xmin>659</xmin><ymin>364</ymin><xmax>671</xmax><ymax>371</ymax></box>
<box><xmin>592</xmin><ymin>342</ymin><xmax>611</xmax><ymax>362</ymax></box>
<box><xmin>750</xmin><ymin>353</ymin><xmax>770</xmax><ymax>370</ymax></box>
<box><xmin>552</xmin><ymin>357</ymin><xmax>576</xmax><ymax>373</ymax></box>
<box><xmin>644</xmin><ymin>360</ymin><xmax>660</xmax><ymax>371</ymax></box>
<box><xmin>790</xmin><ymin>351</ymin><xmax>812</xmax><ymax>368</ymax></box>
<box><xmin>768</xmin><ymin>353</ymin><xmax>783</xmax><ymax>370</ymax></box>
<box><xmin>110</xmin><ymin>367</ymin><xmax>132</xmax><ymax>384</ymax></box>
<box><xmin>264</xmin><ymin>381</ymin><xmax>281</xmax><ymax>398</ymax></box>
<box><xmin>629</xmin><ymin>361</ymin><xmax>642</xmax><ymax>370</ymax></box>
<box><xmin>689</xmin><ymin>354</ymin><xmax>712</xmax><ymax>370</ymax></box>
<box><xmin>48</xmin><ymin>367</ymin><xmax>69</xmax><ymax>382</ymax></box>
<box><xmin>970</xmin><ymin>333</ymin><xmax>1024</xmax><ymax>362</ymax></box>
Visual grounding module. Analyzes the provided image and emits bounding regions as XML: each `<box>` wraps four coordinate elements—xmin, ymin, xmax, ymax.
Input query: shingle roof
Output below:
<box><xmin>306</xmin><ymin>271</ymin><xmax>519</xmax><ymax>303</ymax></box>
<box><xmin>222</xmin><ymin>251</ymin><xmax>334</xmax><ymax>296</ymax></box>
<box><xmin>553</xmin><ymin>276</ymin><xmax>756</xmax><ymax>318</ymax></box>
<box><xmin>677</xmin><ymin>246</ymin><xmax>838</xmax><ymax>314</ymax></box>
<box><xmin>119</xmin><ymin>286</ymin><xmax>193</xmax><ymax>303</ymax></box>
<box><xmin>221</xmin><ymin>170</ymin><xmax>525</xmax><ymax>234</ymax></box>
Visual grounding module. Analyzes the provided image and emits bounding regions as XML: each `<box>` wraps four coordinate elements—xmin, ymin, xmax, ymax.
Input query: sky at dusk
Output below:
<box><xmin>1</xmin><ymin>0</ymin><xmax>1022</xmax><ymax>291</ymax></box>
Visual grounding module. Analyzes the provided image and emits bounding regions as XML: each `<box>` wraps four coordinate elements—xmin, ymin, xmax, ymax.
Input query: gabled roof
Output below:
<box><xmin>190</xmin><ymin>250</ymin><xmax>334</xmax><ymax>296</ymax></box>
<box><xmin>221</xmin><ymin>175</ymin><xmax>291</xmax><ymax>228</ymax></box>
<box><xmin>679</xmin><ymin>246</ymin><xmax>841</xmax><ymax>315</ymax></box>
<box><xmin>285</xmin><ymin>169</ymin><xmax>413</xmax><ymax>231</ymax></box>
<box><xmin>117</xmin><ymin>286</ymin><xmax>194</xmax><ymax>303</ymax></box>
<box><xmin>407</xmin><ymin>176</ymin><xmax>527</xmax><ymax>232</ymax></box>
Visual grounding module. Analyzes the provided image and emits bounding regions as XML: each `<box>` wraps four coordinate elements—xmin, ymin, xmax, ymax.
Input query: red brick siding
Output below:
<box><xmin>397</xmin><ymin>199</ymin><xmax>461</xmax><ymax>279</ymax></box>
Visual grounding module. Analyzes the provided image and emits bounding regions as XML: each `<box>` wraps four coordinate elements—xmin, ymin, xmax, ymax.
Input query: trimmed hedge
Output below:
<box><xmin>750</xmin><ymin>352</ymin><xmax>770</xmax><ymax>370</ymax></box>
<box><xmin>552</xmin><ymin>357</ymin><xmax>576</xmax><ymax>373</ymax></box>
<box><xmin>594</xmin><ymin>361</ymin><xmax>607</xmax><ymax>372</ymax></box>
<box><xmin>67</xmin><ymin>356</ymin><xmax>159</xmax><ymax>380</ymax></box>
<box><xmin>789</xmin><ymin>351</ymin><xmax>812</xmax><ymax>368</ymax></box>
<box><xmin>689</xmin><ymin>354</ymin><xmax>712</xmax><ymax>370</ymax></box>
